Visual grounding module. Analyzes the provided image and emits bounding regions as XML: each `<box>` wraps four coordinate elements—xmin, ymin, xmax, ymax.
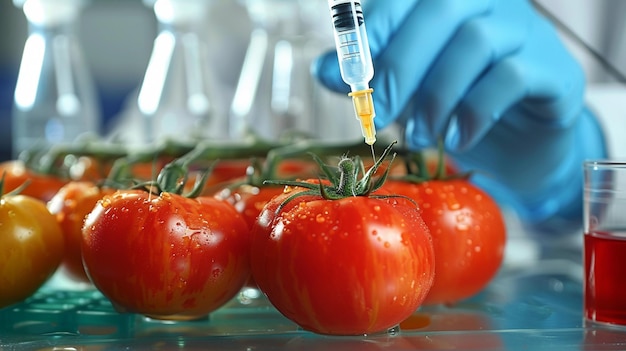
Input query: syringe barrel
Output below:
<box><xmin>327</xmin><ymin>0</ymin><xmax>373</xmax><ymax>91</ymax></box>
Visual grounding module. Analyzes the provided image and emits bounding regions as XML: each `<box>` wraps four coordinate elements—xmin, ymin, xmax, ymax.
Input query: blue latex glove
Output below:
<box><xmin>314</xmin><ymin>0</ymin><xmax>608</xmax><ymax>235</ymax></box>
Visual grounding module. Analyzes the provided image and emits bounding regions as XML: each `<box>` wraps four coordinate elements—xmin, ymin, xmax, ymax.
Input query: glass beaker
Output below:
<box><xmin>12</xmin><ymin>0</ymin><xmax>101</xmax><ymax>158</ymax></box>
<box><xmin>229</xmin><ymin>0</ymin><xmax>356</xmax><ymax>142</ymax></box>
<box><xmin>130</xmin><ymin>0</ymin><xmax>224</xmax><ymax>146</ymax></box>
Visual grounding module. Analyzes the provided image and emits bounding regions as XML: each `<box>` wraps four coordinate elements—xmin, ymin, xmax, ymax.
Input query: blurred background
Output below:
<box><xmin>1</xmin><ymin>0</ymin><xmax>162</xmax><ymax>160</ymax></box>
<box><xmin>0</xmin><ymin>0</ymin><xmax>625</xmax><ymax>162</ymax></box>
<box><xmin>0</xmin><ymin>0</ymin><xmax>359</xmax><ymax>161</ymax></box>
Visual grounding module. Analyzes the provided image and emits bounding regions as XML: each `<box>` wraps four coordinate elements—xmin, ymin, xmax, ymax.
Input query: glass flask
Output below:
<box><xmin>230</xmin><ymin>0</ymin><xmax>357</xmax><ymax>142</ymax></box>
<box><xmin>115</xmin><ymin>0</ymin><xmax>223</xmax><ymax>147</ymax></box>
<box><xmin>12</xmin><ymin>0</ymin><xmax>100</xmax><ymax>157</ymax></box>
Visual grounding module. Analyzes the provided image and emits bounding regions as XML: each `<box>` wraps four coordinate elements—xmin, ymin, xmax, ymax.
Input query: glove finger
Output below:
<box><xmin>447</xmin><ymin>56</ymin><xmax>528</xmax><ymax>151</ymax></box>
<box><xmin>360</xmin><ymin>0</ymin><xmax>421</xmax><ymax>56</ymax></box>
<box><xmin>402</xmin><ymin>99</ymin><xmax>431</xmax><ymax>149</ymax></box>
<box><xmin>416</xmin><ymin>2</ymin><xmax>527</xmax><ymax>141</ymax></box>
<box><xmin>311</xmin><ymin>50</ymin><xmax>350</xmax><ymax>94</ymax></box>
<box><xmin>513</xmin><ymin>17</ymin><xmax>586</xmax><ymax>123</ymax></box>
<box><xmin>449</xmin><ymin>15</ymin><xmax>586</xmax><ymax>151</ymax></box>
<box><xmin>371</xmin><ymin>0</ymin><xmax>493</xmax><ymax>129</ymax></box>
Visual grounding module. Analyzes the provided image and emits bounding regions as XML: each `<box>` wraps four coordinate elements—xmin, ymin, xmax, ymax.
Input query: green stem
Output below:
<box><xmin>336</xmin><ymin>158</ymin><xmax>356</xmax><ymax>195</ymax></box>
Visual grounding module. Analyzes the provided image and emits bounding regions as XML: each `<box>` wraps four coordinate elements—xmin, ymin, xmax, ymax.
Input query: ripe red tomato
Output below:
<box><xmin>201</xmin><ymin>159</ymin><xmax>316</xmax><ymax>196</ymax></box>
<box><xmin>81</xmin><ymin>190</ymin><xmax>251</xmax><ymax>320</ymax></box>
<box><xmin>0</xmin><ymin>193</ymin><xmax>64</xmax><ymax>308</ymax></box>
<box><xmin>0</xmin><ymin>160</ymin><xmax>66</xmax><ymax>202</ymax></box>
<box><xmin>250</xmin><ymin>186</ymin><xmax>435</xmax><ymax>335</ymax></box>
<box><xmin>47</xmin><ymin>181</ymin><xmax>116</xmax><ymax>282</ymax></box>
<box><xmin>382</xmin><ymin>179</ymin><xmax>506</xmax><ymax>305</ymax></box>
<box><xmin>203</xmin><ymin>160</ymin><xmax>251</xmax><ymax>190</ymax></box>
<box><xmin>66</xmin><ymin>156</ymin><xmax>111</xmax><ymax>182</ymax></box>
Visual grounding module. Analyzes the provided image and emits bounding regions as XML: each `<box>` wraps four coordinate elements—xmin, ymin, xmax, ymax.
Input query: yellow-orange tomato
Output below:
<box><xmin>47</xmin><ymin>181</ymin><xmax>116</xmax><ymax>282</ymax></box>
<box><xmin>0</xmin><ymin>194</ymin><xmax>64</xmax><ymax>308</ymax></box>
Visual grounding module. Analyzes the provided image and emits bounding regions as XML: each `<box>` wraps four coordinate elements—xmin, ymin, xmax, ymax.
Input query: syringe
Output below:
<box><xmin>327</xmin><ymin>0</ymin><xmax>376</xmax><ymax>145</ymax></box>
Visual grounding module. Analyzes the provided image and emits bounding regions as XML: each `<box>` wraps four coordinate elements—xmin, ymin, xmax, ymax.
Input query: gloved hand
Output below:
<box><xmin>313</xmin><ymin>0</ymin><xmax>607</xmax><ymax>235</ymax></box>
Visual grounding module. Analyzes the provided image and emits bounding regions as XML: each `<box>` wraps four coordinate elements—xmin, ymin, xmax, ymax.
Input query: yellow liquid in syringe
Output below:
<box><xmin>349</xmin><ymin>89</ymin><xmax>377</xmax><ymax>146</ymax></box>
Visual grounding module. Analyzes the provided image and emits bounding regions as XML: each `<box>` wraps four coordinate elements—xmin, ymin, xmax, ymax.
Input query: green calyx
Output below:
<box><xmin>398</xmin><ymin>139</ymin><xmax>470</xmax><ymax>184</ymax></box>
<box><xmin>265</xmin><ymin>141</ymin><xmax>398</xmax><ymax>209</ymax></box>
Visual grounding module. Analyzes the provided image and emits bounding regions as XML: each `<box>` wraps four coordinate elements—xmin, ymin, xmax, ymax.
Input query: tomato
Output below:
<box><xmin>214</xmin><ymin>183</ymin><xmax>286</xmax><ymax>229</ymax></box>
<box><xmin>210</xmin><ymin>157</ymin><xmax>319</xmax><ymax>228</ymax></box>
<box><xmin>201</xmin><ymin>159</ymin><xmax>316</xmax><ymax>196</ymax></box>
<box><xmin>382</xmin><ymin>179</ymin><xmax>506</xmax><ymax>305</ymax></box>
<box><xmin>202</xmin><ymin>160</ymin><xmax>251</xmax><ymax>190</ymax></box>
<box><xmin>0</xmin><ymin>160</ymin><xmax>66</xmax><ymax>202</ymax></box>
<box><xmin>0</xmin><ymin>193</ymin><xmax>64</xmax><ymax>308</ymax></box>
<box><xmin>213</xmin><ymin>182</ymin><xmax>287</xmax><ymax>290</ymax></box>
<box><xmin>47</xmin><ymin>181</ymin><xmax>116</xmax><ymax>282</ymax></box>
<box><xmin>250</xmin><ymin>185</ymin><xmax>435</xmax><ymax>335</ymax></box>
<box><xmin>81</xmin><ymin>189</ymin><xmax>251</xmax><ymax>320</ymax></box>
<box><xmin>66</xmin><ymin>156</ymin><xmax>111</xmax><ymax>182</ymax></box>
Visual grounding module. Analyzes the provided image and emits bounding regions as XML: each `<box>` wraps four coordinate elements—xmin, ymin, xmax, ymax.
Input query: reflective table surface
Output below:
<box><xmin>1</xmin><ymin>219</ymin><xmax>625</xmax><ymax>351</ymax></box>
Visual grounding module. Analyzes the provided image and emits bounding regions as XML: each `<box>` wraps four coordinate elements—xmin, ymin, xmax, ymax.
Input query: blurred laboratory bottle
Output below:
<box><xmin>12</xmin><ymin>0</ymin><xmax>100</xmax><ymax>158</ymax></box>
<box><xmin>114</xmin><ymin>0</ymin><xmax>223</xmax><ymax>147</ymax></box>
<box><xmin>230</xmin><ymin>0</ymin><xmax>357</xmax><ymax>142</ymax></box>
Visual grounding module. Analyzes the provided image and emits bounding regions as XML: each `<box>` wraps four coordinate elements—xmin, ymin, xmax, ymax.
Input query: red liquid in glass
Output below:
<box><xmin>584</xmin><ymin>230</ymin><xmax>626</xmax><ymax>326</ymax></box>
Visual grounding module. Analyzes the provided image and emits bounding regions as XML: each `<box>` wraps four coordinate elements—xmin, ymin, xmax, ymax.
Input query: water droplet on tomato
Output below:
<box><xmin>315</xmin><ymin>214</ymin><xmax>325</xmax><ymax>223</ymax></box>
<box><xmin>384</xmin><ymin>241</ymin><xmax>391</xmax><ymax>248</ymax></box>
<box><xmin>373</xmin><ymin>205</ymin><xmax>381</xmax><ymax>212</ymax></box>
<box><xmin>456</xmin><ymin>223</ymin><xmax>469</xmax><ymax>231</ymax></box>
<box><xmin>16</xmin><ymin>227</ymin><xmax>33</xmax><ymax>241</ymax></box>
<box><xmin>101</xmin><ymin>198</ymin><xmax>111</xmax><ymax>208</ymax></box>
<box><xmin>371</xmin><ymin>230</ymin><xmax>378</xmax><ymax>236</ymax></box>
<box><xmin>212</xmin><ymin>268</ymin><xmax>222</xmax><ymax>278</ymax></box>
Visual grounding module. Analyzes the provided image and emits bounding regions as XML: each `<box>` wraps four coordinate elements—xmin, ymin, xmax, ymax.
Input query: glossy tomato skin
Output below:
<box><xmin>382</xmin><ymin>179</ymin><xmax>506</xmax><ymax>305</ymax></box>
<box><xmin>0</xmin><ymin>160</ymin><xmax>66</xmax><ymax>202</ymax></box>
<box><xmin>47</xmin><ymin>181</ymin><xmax>116</xmax><ymax>282</ymax></box>
<box><xmin>81</xmin><ymin>190</ymin><xmax>251</xmax><ymax>320</ymax></box>
<box><xmin>0</xmin><ymin>194</ymin><xmax>64</xmax><ymax>308</ymax></box>
<box><xmin>251</xmin><ymin>190</ymin><xmax>435</xmax><ymax>335</ymax></box>
<box><xmin>214</xmin><ymin>183</ymin><xmax>287</xmax><ymax>289</ymax></box>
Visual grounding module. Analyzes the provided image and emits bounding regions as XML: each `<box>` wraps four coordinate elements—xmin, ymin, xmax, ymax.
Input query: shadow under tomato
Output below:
<box><xmin>399</xmin><ymin>308</ymin><xmax>505</xmax><ymax>350</ymax></box>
